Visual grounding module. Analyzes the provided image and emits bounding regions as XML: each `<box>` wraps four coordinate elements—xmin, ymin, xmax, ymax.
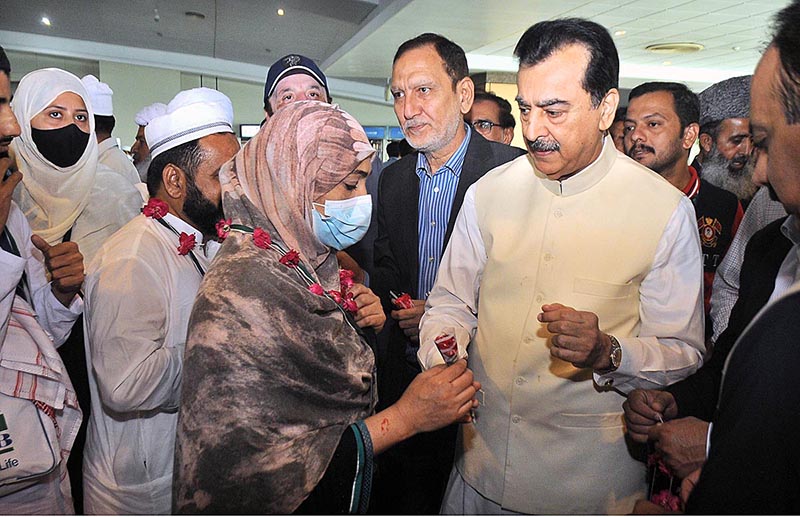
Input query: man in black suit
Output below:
<box><xmin>623</xmin><ymin>215</ymin><xmax>791</xmax><ymax>477</ymax></box>
<box><xmin>370</xmin><ymin>33</ymin><xmax>524</xmax><ymax>514</ymax></box>
<box><xmin>628</xmin><ymin>1</ymin><xmax>800</xmax><ymax>510</ymax></box>
<box><xmin>685</xmin><ymin>3</ymin><xmax>800</xmax><ymax>510</ymax></box>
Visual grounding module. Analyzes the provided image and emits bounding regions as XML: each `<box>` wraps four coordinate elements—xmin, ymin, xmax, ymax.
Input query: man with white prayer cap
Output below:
<box><xmin>82</xmin><ymin>87</ymin><xmax>240</xmax><ymax>515</ymax></box>
<box><xmin>81</xmin><ymin>74</ymin><xmax>140</xmax><ymax>187</ymax></box>
<box><xmin>131</xmin><ymin>102</ymin><xmax>167</xmax><ymax>182</ymax></box>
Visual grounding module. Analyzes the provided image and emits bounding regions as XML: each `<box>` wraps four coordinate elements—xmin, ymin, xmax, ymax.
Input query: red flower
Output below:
<box><xmin>342</xmin><ymin>292</ymin><xmax>358</xmax><ymax>314</ymax></box>
<box><xmin>328</xmin><ymin>290</ymin><xmax>343</xmax><ymax>304</ymax></box>
<box><xmin>651</xmin><ymin>489</ymin><xmax>681</xmax><ymax>511</ymax></box>
<box><xmin>253</xmin><ymin>227</ymin><xmax>272</xmax><ymax>249</ymax></box>
<box><xmin>339</xmin><ymin>269</ymin><xmax>355</xmax><ymax>290</ymax></box>
<box><xmin>142</xmin><ymin>197</ymin><xmax>169</xmax><ymax>219</ymax></box>
<box><xmin>215</xmin><ymin>218</ymin><xmax>232</xmax><ymax>240</ymax></box>
<box><xmin>177</xmin><ymin>232</ymin><xmax>196</xmax><ymax>255</ymax></box>
<box><xmin>308</xmin><ymin>283</ymin><xmax>325</xmax><ymax>296</ymax></box>
<box><xmin>392</xmin><ymin>292</ymin><xmax>414</xmax><ymax>310</ymax></box>
<box><xmin>279</xmin><ymin>249</ymin><xmax>300</xmax><ymax>267</ymax></box>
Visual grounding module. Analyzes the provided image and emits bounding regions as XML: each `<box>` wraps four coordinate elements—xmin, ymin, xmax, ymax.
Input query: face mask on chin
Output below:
<box><xmin>312</xmin><ymin>194</ymin><xmax>372</xmax><ymax>250</ymax></box>
<box><xmin>31</xmin><ymin>123</ymin><xmax>90</xmax><ymax>168</ymax></box>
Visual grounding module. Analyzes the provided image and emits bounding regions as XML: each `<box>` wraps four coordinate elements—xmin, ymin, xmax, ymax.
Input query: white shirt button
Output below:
<box><xmin>554</xmin><ymin>209</ymin><xmax>563</xmax><ymax>218</ymax></box>
<box><xmin>430</xmin><ymin>220</ymin><xmax>436</xmax><ymax>226</ymax></box>
<box><xmin>433</xmin><ymin>186</ymin><xmax>440</xmax><ymax>193</ymax></box>
<box><xmin>428</xmin><ymin>256</ymin><xmax>435</xmax><ymax>263</ymax></box>
<box><xmin>515</xmin><ymin>377</ymin><xmax>525</xmax><ymax>386</ymax></box>
<box><xmin>512</xmin><ymin>415</ymin><xmax>521</xmax><ymax>424</ymax></box>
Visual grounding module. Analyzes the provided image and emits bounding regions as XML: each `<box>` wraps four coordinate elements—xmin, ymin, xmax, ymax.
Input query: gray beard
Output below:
<box><xmin>135</xmin><ymin>156</ymin><xmax>151</xmax><ymax>183</ymax></box>
<box><xmin>701</xmin><ymin>147</ymin><xmax>758</xmax><ymax>201</ymax></box>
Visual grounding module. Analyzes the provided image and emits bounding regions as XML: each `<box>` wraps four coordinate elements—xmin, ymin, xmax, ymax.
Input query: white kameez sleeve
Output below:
<box><xmin>84</xmin><ymin>255</ymin><xmax>182</xmax><ymax>413</ymax></box>
<box><xmin>418</xmin><ymin>185</ymin><xmax>484</xmax><ymax>370</ymax></box>
<box><xmin>594</xmin><ymin>196</ymin><xmax>706</xmax><ymax>392</ymax></box>
<box><xmin>1</xmin><ymin>203</ymin><xmax>81</xmax><ymax>347</ymax></box>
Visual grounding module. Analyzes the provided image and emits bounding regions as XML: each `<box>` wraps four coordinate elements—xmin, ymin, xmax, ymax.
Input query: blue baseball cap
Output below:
<box><xmin>263</xmin><ymin>54</ymin><xmax>330</xmax><ymax>106</ymax></box>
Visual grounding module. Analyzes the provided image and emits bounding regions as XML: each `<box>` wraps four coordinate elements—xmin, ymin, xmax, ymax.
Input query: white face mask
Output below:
<box><xmin>311</xmin><ymin>194</ymin><xmax>372</xmax><ymax>250</ymax></box>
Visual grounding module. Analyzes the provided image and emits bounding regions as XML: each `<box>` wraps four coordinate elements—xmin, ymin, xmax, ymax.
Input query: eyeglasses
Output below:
<box><xmin>471</xmin><ymin>119</ymin><xmax>505</xmax><ymax>133</ymax></box>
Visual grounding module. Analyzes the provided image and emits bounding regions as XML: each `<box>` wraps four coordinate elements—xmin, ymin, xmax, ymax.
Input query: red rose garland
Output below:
<box><xmin>279</xmin><ymin>249</ymin><xmax>300</xmax><ymax>267</ymax></box>
<box><xmin>215</xmin><ymin>218</ymin><xmax>232</xmax><ymax>240</ymax></box>
<box><xmin>143</xmin><ymin>198</ymin><xmax>197</xmax><ymax>257</ymax></box>
<box><xmin>142</xmin><ymin>197</ymin><xmax>169</xmax><ymax>219</ymax></box>
<box><xmin>224</xmin><ymin>221</ymin><xmax>358</xmax><ymax>316</ymax></box>
<box><xmin>253</xmin><ymin>227</ymin><xmax>272</xmax><ymax>249</ymax></box>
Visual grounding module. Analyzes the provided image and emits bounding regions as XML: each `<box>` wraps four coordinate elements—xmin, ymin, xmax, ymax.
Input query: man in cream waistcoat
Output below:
<box><xmin>418</xmin><ymin>18</ymin><xmax>705</xmax><ymax>514</ymax></box>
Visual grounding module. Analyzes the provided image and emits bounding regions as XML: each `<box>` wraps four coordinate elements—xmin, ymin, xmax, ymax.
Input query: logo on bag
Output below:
<box><xmin>0</xmin><ymin>415</ymin><xmax>13</xmax><ymax>455</ymax></box>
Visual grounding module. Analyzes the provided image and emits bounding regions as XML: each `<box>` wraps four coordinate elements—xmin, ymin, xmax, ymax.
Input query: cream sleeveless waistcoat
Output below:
<box><xmin>460</xmin><ymin>140</ymin><xmax>684</xmax><ymax>513</ymax></box>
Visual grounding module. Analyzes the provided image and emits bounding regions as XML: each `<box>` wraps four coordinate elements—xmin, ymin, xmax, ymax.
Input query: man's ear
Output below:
<box><xmin>698</xmin><ymin>133</ymin><xmax>714</xmax><ymax>154</ymax></box>
<box><xmin>682</xmin><ymin>122</ymin><xmax>700</xmax><ymax>151</ymax></box>
<box><xmin>598</xmin><ymin>88</ymin><xmax>620</xmax><ymax>131</ymax></box>
<box><xmin>458</xmin><ymin>76</ymin><xmax>475</xmax><ymax>115</ymax></box>
<box><xmin>502</xmin><ymin>127</ymin><xmax>514</xmax><ymax>145</ymax></box>
<box><xmin>162</xmin><ymin>163</ymin><xmax>186</xmax><ymax>201</ymax></box>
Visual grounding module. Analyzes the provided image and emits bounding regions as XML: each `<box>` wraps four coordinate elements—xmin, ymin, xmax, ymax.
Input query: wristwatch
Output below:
<box><xmin>607</xmin><ymin>334</ymin><xmax>622</xmax><ymax>371</ymax></box>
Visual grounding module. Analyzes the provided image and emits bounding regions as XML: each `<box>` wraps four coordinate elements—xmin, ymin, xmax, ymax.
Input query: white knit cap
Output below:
<box><xmin>134</xmin><ymin>102</ymin><xmax>167</xmax><ymax>127</ymax></box>
<box><xmin>80</xmin><ymin>74</ymin><xmax>113</xmax><ymax>116</ymax></box>
<box><xmin>145</xmin><ymin>87</ymin><xmax>234</xmax><ymax>158</ymax></box>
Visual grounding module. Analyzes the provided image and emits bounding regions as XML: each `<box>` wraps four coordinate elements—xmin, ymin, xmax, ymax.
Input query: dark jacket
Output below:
<box><xmin>667</xmin><ymin>216</ymin><xmax>792</xmax><ymax>420</ymax></box>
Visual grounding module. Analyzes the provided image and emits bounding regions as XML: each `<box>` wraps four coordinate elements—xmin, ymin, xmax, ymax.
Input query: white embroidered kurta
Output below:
<box><xmin>419</xmin><ymin>139</ymin><xmax>705</xmax><ymax>514</ymax></box>
<box><xmin>82</xmin><ymin>213</ymin><xmax>218</xmax><ymax>515</ymax></box>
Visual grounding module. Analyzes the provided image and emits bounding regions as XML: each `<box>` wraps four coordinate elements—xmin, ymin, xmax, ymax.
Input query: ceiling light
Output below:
<box><xmin>185</xmin><ymin>11</ymin><xmax>206</xmax><ymax>20</ymax></box>
<box><xmin>41</xmin><ymin>16</ymin><xmax>51</xmax><ymax>26</ymax></box>
<box><xmin>645</xmin><ymin>42</ymin><xmax>704</xmax><ymax>54</ymax></box>
<box><xmin>662</xmin><ymin>60</ymin><xmax>672</xmax><ymax>66</ymax></box>
<box><xmin>614</xmin><ymin>30</ymin><xmax>626</xmax><ymax>37</ymax></box>
<box><xmin>732</xmin><ymin>45</ymin><xmax>741</xmax><ymax>51</ymax></box>
<box><xmin>277</xmin><ymin>8</ymin><xmax>285</xmax><ymax>16</ymax></box>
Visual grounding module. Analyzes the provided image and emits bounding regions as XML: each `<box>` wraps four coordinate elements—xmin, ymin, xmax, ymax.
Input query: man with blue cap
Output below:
<box><xmin>263</xmin><ymin>54</ymin><xmax>330</xmax><ymax>119</ymax></box>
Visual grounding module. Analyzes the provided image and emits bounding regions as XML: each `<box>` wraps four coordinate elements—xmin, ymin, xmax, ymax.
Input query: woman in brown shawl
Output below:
<box><xmin>173</xmin><ymin>101</ymin><xmax>478</xmax><ymax>514</ymax></box>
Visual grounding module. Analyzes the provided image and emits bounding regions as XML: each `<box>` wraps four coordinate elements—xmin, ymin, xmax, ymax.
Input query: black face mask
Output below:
<box><xmin>31</xmin><ymin>124</ymin><xmax>90</xmax><ymax>168</ymax></box>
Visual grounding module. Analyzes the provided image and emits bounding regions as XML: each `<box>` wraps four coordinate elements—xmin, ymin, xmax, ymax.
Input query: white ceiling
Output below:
<box><xmin>0</xmin><ymin>0</ymin><xmax>789</xmax><ymax>100</ymax></box>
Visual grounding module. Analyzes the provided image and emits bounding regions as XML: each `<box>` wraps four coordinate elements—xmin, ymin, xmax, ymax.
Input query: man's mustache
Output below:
<box><xmin>527</xmin><ymin>138</ymin><xmax>560</xmax><ymax>152</ymax></box>
<box><xmin>627</xmin><ymin>143</ymin><xmax>655</xmax><ymax>157</ymax></box>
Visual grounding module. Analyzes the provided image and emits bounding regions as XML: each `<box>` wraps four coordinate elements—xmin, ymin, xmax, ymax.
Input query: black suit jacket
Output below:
<box><xmin>372</xmin><ymin>130</ymin><xmax>526</xmax><ymax>306</ymax></box>
<box><xmin>686</xmin><ymin>286</ymin><xmax>800</xmax><ymax>514</ymax></box>
<box><xmin>667</xmin><ymin>216</ymin><xmax>792</xmax><ymax>420</ymax></box>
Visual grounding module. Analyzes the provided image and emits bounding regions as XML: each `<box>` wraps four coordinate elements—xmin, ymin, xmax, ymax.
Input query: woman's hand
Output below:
<box><xmin>350</xmin><ymin>283</ymin><xmax>386</xmax><ymax>333</ymax></box>
<box><xmin>364</xmin><ymin>359</ymin><xmax>480</xmax><ymax>455</ymax></box>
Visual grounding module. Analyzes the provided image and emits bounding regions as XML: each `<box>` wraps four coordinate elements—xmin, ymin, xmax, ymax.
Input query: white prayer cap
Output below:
<box><xmin>134</xmin><ymin>102</ymin><xmax>167</xmax><ymax>127</ymax></box>
<box><xmin>146</xmin><ymin>87</ymin><xmax>234</xmax><ymax>159</ymax></box>
<box><xmin>80</xmin><ymin>74</ymin><xmax>113</xmax><ymax>116</ymax></box>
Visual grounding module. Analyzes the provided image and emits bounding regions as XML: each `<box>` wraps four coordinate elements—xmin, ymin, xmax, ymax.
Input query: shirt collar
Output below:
<box><xmin>538</xmin><ymin>136</ymin><xmax>616</xmax><ymax>197</ymax></box>
<box><xmin>781</xmin><ymin>214</ymin><xmax>800</xmax><ymax>246</ymax></box>
<box><xmin>416</xmin><ymin>124</ymin><xmax>472</xmax><ymax>179</ymax></box>
<box><xmin>682</xmin><ymin>166</ymin><xmax>701</xmax><ymax>199</ymax></box>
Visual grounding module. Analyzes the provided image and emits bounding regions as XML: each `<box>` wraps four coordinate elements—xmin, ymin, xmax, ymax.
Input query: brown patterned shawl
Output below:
<box><xmin>173</xmin><ymin>101</ymin><xmax>377</xmax><ymax>513</ymax></box>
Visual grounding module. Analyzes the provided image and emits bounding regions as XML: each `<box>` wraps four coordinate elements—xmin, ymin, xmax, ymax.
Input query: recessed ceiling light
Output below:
<box><xmin>614</xmin><ymin>30</ymin><xmax>626</xmax><ymax>37</ymax></box>
<box><xmin>41</xmin><ymin>16</ymin><xmax>51</xmax><ymax>26</ymax></box>
<box><xmin>277</xmin><ymin>8</ymin><xmax>285</xmax><ymax>16</ymax></box>
<box><xmin>732</xmin><ymin>45</ymin><xmax>741</xmax><ymax>51</ymax></box>
<box><xmin>185</xmin><ymin>11</ymin><xmax>206</xmax><ymax>20</ymax></box>
<box><xmin>646</xmin><ymin>42</ymin><xmax>704</xmax><ymax>54</ymax></box>
<box><xmin>662</xmin><ymin>60</ymin><xmax>673</xmax><ymax>66</ymax></box>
